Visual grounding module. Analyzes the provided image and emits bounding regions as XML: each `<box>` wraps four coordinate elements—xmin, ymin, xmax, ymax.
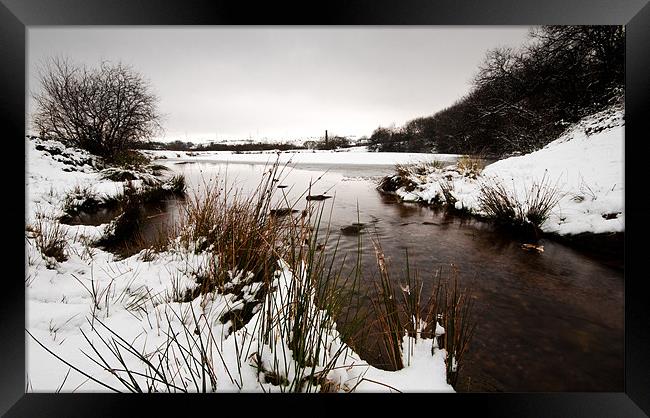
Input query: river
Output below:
<box><xmin>117</xmin><ymin>157</ymin><xmax>625</xmax><ymax>392</ymax></box>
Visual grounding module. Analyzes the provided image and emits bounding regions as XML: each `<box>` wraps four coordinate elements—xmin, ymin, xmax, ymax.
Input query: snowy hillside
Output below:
<box><xmin>391</xmin><ymin>107</ymin><xmax>624</xmax><ymax>236</ymax></box>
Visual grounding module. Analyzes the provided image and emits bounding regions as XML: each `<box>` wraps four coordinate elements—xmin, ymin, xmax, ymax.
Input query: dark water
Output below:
<box><xmin>94</xmin><ymin>159</ymin><xmax>626</xmax><ymax>392</ymax></box>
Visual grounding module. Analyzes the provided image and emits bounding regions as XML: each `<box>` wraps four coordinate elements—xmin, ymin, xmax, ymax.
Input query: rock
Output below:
<box><xmin>341</xmin><ymin>223</ymin><xmax>365</xmax><ymax>235</ymax></box>
<box><xmin>306</xmin><ymin>194</ymin><xmax>332</xmax><ymax>201</ymax></box>
<box><xmin>270</xmin><ymin>208</ymin><xmax>299</xmax><ymax>216</ymax></box>
<box><xmin>602</xmin><ymin>212</ymin><xmax>620</xmax><ymax>220</ymax></box>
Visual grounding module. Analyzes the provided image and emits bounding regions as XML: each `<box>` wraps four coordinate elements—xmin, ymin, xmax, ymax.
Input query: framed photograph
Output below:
<box><xmin>4</xmin><ymin>0</ymin><xmax>649</xmax><ymax>416</ymax></box>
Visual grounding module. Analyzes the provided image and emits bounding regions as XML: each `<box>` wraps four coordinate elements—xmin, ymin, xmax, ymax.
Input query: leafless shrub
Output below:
<box><xmin>32</xmin><ymin>57</ymin><xmax>162</xmax><ymax>159</ymax></box>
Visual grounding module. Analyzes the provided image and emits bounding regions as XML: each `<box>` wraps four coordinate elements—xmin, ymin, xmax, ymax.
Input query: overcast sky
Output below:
<box><xmin>28</xmin><ymin>27</ymin><xmax>531</xmax><ymax>143</ymax></box>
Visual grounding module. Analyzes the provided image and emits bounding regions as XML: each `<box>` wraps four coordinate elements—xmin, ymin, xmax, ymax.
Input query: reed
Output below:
<box><xmin>30</xmin><ymin>212</ymin><xmax>68</xmax><ymax>264</ymax></box>
<box><xmin>478</xmin><ymin>173</ymin><xmax>563</xmax><ymax>232</ymax></box>
<box><xmin>428</xmin><ymin>265</ymin><xmax>476</xmax><ymax>386</ymax></box>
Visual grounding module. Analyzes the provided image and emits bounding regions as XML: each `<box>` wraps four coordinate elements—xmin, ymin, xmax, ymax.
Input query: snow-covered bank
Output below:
<box><xmin>388</xmin><ymin>108</ymin><xmax>624</xmax><ymax>236</ymax></box>
<box><xmin>25</xmin><ymin>137</ymin><xmax>455</xmax><ymax>393</ymax></box>
<box><xmin>26</xmin><ymin>139</ymin><xmax>122</xmax><ymax>221</ymax></box>
<box><xmin>149</xmin><ymin>147</ymin><xmax>461</xmax><ymax>167</ymax></box>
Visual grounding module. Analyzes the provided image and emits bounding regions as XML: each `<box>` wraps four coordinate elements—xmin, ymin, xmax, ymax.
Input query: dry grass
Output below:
<box><xmin>477</xmin><ymin>180</ymin><xmax>521</xmax><ymax>222</ymax></box>
<box><xmin>370</xmin><ymin>239</ymin><xmax>405</xmax><ymax>370</ymax></box>
<box><xmin>176</xmin><ymin>167</ymin><xmax>283</xmax><ymax>301</ymax></box>
<box><xmin>254</xmin><ymin>216</ymin><xmax>363</xmax><ymax>391</ymax></box>
<box><xmin>439</xmin><ymin>180</ymin><xmax>457</xmax><ymax>207</ymax></box>
<box><xmin>369</xmin><ymin>243</ymin><xmax>475</xmax><ymax>383</ymax></box>
<box><xmin>456</xmin><ymin>155</ymin><xmax>485</xmax><ymax>178</ymax></box>
<box><xmin>30</xmin><ymin>213</ymin><xmax>68</xmax><ymax>264</ymax></box>
<box><xmin>428</xmin><ymin>265</ymin><xmax>476</xmax><ymax>387</ymax></box>
<box><xmin>166</xmin><ymin>174</ymin><xmax>186</xmax><ymax>195</ymax></box>
<box><xmin>395</xmin><ymin>160</ymin><xmax>446</xmax><ymax>178</ymax></box>
<box><xmin>168</xmin><ymin>161</ymin><xmax>373</xmax><ymax>390</ymax></box>
<box><xmin>376</xmin><ymin>175</ymin><xmax>406</xmax><ymax>193</ymax></box>
<box><xmin>383</xmin><ymin>160</ymin><xmax>448</xmax><ymax>194</ymax></box>
<box><xmin>478</xmin><ymin>173</ymin><xmax>563</xmax><ymax>232</ymax></box>
<box><xmin>524</xmin><ymin>173</ymin><xmax>564</xmax><ymax>227</ymax></box>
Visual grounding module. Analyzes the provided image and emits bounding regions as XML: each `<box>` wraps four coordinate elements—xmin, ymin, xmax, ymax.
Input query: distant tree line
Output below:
<box><xmin>139</xmin><ymin>134</ymin><xmax>361</xmax><ymax>152</ymax></box>
<box><xmin>304</xmin><ymin>135</ymin><xmax>354</xmax><ymax>150</ymax></box>
<box><xmin>135</xmin><ymin>140</ymin><xmax>305</xmax><ymax>152</ymax></box>
<box><xmin>368</xmin><ymin>26</ymin><xmax>624</xmax><ymax>156</ymax></box>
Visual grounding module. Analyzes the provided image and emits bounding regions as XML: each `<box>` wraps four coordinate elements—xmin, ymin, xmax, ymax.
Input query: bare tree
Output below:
<box><xmin>32</xmin><ymin>57</ymin><xmax>162</xmax><ymax>159</ymax></box>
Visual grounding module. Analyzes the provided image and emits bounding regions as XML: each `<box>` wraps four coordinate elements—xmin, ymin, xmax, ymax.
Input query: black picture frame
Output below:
<box><xmin>2</xmin><ymin>0</ymin><xmax>649</xmax><ymax>416</ymax></box>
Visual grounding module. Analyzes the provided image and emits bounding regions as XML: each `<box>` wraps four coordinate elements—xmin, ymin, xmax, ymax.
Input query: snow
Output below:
<box><xmin>26</xmin><ymin>139</ymin><xmax>123</xmax><ymax>221</ymax></box>
<box><xmin>391</xmin><ymin>107</ymin><xmax>624</xmax><ymax>236</ymax></box>
<box><xmin>25</xmin><ymin>106</ymin><xmax>623</xmax><ymax>393</ymax></box>
<box><xmin>483</xmin><ymin>110</ymin><xmax>624</xmax><ymax>235</ymax></box>
<box><xmin>25</xmin><ymin>137</ymin><xmax>454</xmax><ymax>393</ymax></box>
<box><xmin>149</xmin><ymin>147</ymin><xmax>461</xmax><ymax>167</ymax></box>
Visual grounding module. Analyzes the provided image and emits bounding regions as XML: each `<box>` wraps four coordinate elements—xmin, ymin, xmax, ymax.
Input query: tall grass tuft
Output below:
<box><xmin>232</xmin><ymin>174</ymin><xmax>364</xmax><ymax>391</ymax></box>
<box><xmin>478</xmin><ymin>173</ymin><xmax>563</xmax><ymax>233</ymax></box>
<box><xmin>456</xmin><ymin>155</ymin><xmax>485</xmax><ymax>178</ymax></box>
<box><xmin>30</xmin><ymin>213</ymin><xmax>68</xmax><ymax>264</ymax></box>
<box><xmin>428</xmin><ymin>265</ymin><xmax>476</xmax><ymax>387</ymax></box>
<box><xmin>395</xmin><ymin>160</ymin><xmax>446</xmax><ymax>178</ymax></box>
<box><xmin>477</xmin><ymin>179</ymin><xmax>521</xmax><ymax>222</ymax></box>
<box><xmin>370</xmin><ymin>239</ymin><xmax>404</xmax><ymax>370</ymax></box>
<box><xmin>176</xmin><ymin>164</ymin><xmax>285</xmax><ymax>305</ymax></box>
<box><xmin>61</xmin><ymin>184</ymin><xmax>106</xmax><ymax>217</ymax></box>
<box><xmin>166</xmin><ymin>174</ymin><xmax>186</xmax><ymax>195</ymax></box>
<box><xmin>524</xmin><ymin>172</ymin><xmax>564</xmax><ymax>227</ymax></box>
<box><xmin>369</xmin><ymin>242</ymin><xmax>475</xmax><ymax>384</ymax></box>
<box><xmin>439</xmin><ymin>180</ymin><xmax>457</xmax><ymax>207</ymax></box>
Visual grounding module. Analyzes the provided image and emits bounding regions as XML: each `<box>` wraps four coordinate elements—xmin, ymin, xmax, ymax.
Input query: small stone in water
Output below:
<box><xmin>521</xmin><ymin>243</ymin><xmax>544</xmax><ymax>253</ymax></box>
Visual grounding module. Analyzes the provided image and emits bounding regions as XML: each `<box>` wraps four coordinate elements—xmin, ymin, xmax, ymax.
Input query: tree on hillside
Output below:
<box><xmin>362</xmin><ymin>26</ymin><xmax>624</xmax><ymax>155</ymax></box>
<box><xmin>303</xmin><ymin>140</ymin><xmax>318</xmax><ymax>150</ymax></box>
<box><xmin>400</xmin><ymin>25</ymin><xmax>625</xmax><ymax>156</ymax></box>
<box><xmin>32</xmin><ymin>57</ymin><xmax>162</xmax><ymax>159</ymax></box>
